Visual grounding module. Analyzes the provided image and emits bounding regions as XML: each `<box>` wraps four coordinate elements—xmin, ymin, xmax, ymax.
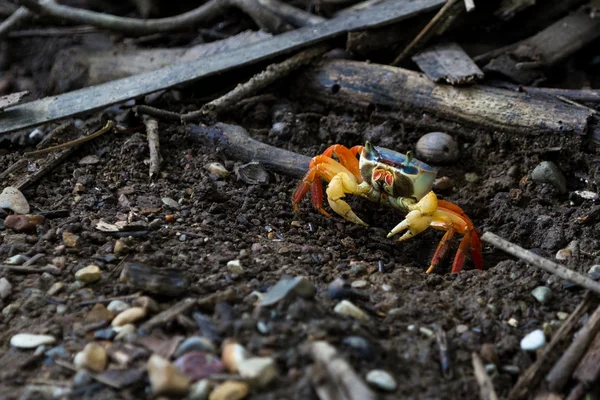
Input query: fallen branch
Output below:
<box><xmin>481</xmin><ymin>232</ymin><xmax>600</xmax><ymax>295</ymax></box>
<box><xmin>0</xmin><ymin>264</ymin><xmax>60</xmax><ymax>275</ymax></box>
<box><xmin>0</xmin><ymin>5</ymin><xmax>30</xmax><ymax>38</ymax></box>
<box><xmin>144</xmin><ymin>116</ymin><xmax>161</xmax><ymax>178</ymax></box>
<box><xmin>298</xmin><ymin>60</ymin><xmax>595</xmax><ymax>137</ymax></box>
<box><xmin>472</xmin><ymin>352</ymin><xmax>498</xmax><ymax>400</ymax></box>
<box><xmin>567</xmin><ymin>331</ymin><xmax>600</xmax><ymax>400</ymax></box>
<box><xmin>188</xmin><ymin>123</ymin><xmax>310</xmax><ymax>178</ymax></box>
<box><xmin>0</xmin><ymin>0</ymin><xmax>445</xmax><ymax>135</ymax></box>
<box><xmin>24</xmin><ymin>120</ymin><xmax>115</xmax><ymax>156</ymax></box>
<box><xmin>546</xmin><ymin>304</ymin><xmax>600</xmax><ymax>391</ymax></box>
<box><xmin>182</xmin><ymin>45</ymin><xmax>329</xmax><ymax>123</ymax></box>
<box><xmin>508</xmin><ymin>293</ymin><xmax>593</xmax><ymax>400</ymax></box>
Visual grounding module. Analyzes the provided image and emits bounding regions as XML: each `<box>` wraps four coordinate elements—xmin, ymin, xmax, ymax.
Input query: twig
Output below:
<box><xmin>8</xmin><ymin>25</ymin><xmax>98</xmax><ymax>37</ymax></box>
<box><xmin>140</xmin><ymin>298</ymin><xmax>198</xmax><ymax>333</ymax></box>
<box><xmin>21</xmin><ymin>253</ymin><xmax>44</xmax><ymax>267</ymax></box>
<box><xmin>545</xmin><ymin>304</ymin><xmax>600</xmax><ymax>391</ymax></box>
<box><xmin>24</xmin><ymin>120</ymin><xmax>115</xmax><ymax>157</ymax></box>
<box><xmin>436</xmin><ymin>328</ymin><xmax>453</xmax><ymax>379</ymax></box>
<box><xmin>481</xmin><ymin>232</ymin><xmax>600</xmax><ymax>295</ymax></box>
<box><xmin>0</xmin><ymin>264</ymin><xmax>60</xmax><ymax>275</ymax></box>
<box><xmin>508</xmin><ymin>293</ymin><xmax>593</xmax><ymax>400</ymax></box>
<box><xmin>134</xmin><ymin>105</ymin><xmax>181</xmax><ymax>122</ymax></box>
<box><xmin>143</xmin><ymin>116</ymin><xmax>161</xmax><ymax>178</ymax></box>
<box><xmin>392</xmin><ymin>0</ymin><xmax>463</xmax><ymax>65</ymax></box>
<box><xmin>0</xmin><ymin>6</ymin><xmax>31</xmax><ymax>39</ymax></box>
<box><xmin>73</xmin><ymin>292</ymin><xmax>142</xmax><ymax>307</ymax></box>
<box><xmin>181</xmin><ymin>45</ymin><xmax>329</xmax><ymax>123</ymax></box>
<box><xmin>472</xmin><ymin>352</ymin><xmax>499</xmax><ymax>400</ymax></box>
<box><xmin>16</xmin><ymin>0</ymin><xmax>289</xmax><ymax>35</ymax></box>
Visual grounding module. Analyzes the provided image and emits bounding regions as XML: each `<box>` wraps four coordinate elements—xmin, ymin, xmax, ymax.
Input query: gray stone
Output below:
<box><xmin>531</xmin><ymin>286</ymin><xmax>553</xmax><ymax>304</ymax></box>
<box><xmin>366</xmin><ymin>369</ymin><xmax>397</xmax><ymax>392</ymax></box>
<box><xmin>6</xmin><ymin>254</ymin><xmax>27</xmax><ymax>265</ymax></box>
<box><xmin>0</xmin><ymin>277</ymin><xmax>12</xmax><ymax>299</ymax></box>
<box><xmin>189</xmin><ymin>379</ymin><xmax>212</xmax><ymax>400</ymax></box>
<box><xmin>532</xmin><ymin>161</ymin><xmax>567</xmax><ymax>194</ymax></box>
<box><xmin>174</xmin><ymin>336</ymin><xmax>217</xmax><ymax>357</ymax></box>
<box><xmin>161</xmin><ymin>197</ymin><xmax>181</xmax><ymax>210</ymax></box>
<box><xmin>334</xmin><ymin>300</ymin><xmax>369</xmax><ymax>322</ymax></box>
<box><xmin>260</xmin><ymin>276</ymin><xmax>315</xmax><ymax>307</ymax></box>
<box><xmin>0</xmin><ymin>186</ymin><xmax>30</xmax><ymax>214</ymax></box>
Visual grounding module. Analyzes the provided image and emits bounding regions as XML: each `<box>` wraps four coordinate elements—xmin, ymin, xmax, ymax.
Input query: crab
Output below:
<box><xmin>292</xmin><ymin>142</ymin><xmax>483</xmax><ymax>273</ymax></box>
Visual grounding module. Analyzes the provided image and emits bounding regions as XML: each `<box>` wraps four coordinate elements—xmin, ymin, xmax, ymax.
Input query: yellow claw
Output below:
<box><xmin>326</xmin><ymin>173</ymin><xmax>369</xmax><ymax>226</ymax></box>
<box><xmin>387</xmin><ymin>191</ymin><xmax>438</xmax><ymax>240</ymax></box>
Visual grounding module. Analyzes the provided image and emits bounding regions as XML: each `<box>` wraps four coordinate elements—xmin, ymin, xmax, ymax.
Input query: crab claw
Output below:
<box><xmin>387</xmin><ymin>191</ymin><xmax>437</xmax><ymax>241</ymax></box>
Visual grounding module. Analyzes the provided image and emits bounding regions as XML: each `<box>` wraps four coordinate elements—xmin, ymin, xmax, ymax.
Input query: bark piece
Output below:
<box><xmin>412</xmin><ymin>42</ymin><xmax>483</xmax><ymax>85</ymax></box>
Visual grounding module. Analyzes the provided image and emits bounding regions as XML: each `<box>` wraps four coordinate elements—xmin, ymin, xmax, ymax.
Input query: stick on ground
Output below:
<box><xmin>472</xmin><ymin>352</ymin><xmax>498</xmax><ymax>400</ymax></box>
<box><xmin>481</xmin><ymin>232</ymin><xmax>600</xmax><ymax>295</ymax></box>
<box><xmin>144</xmin><ymin>116</ymin><xmax>161</xmax><ymax>178</ymax></box>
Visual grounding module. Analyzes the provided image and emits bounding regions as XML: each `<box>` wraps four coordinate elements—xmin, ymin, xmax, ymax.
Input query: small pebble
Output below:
<box><xmin>235</xmin><ymin>162</ymin><xmax>270</xmax><ymax>185</ymax></box>
<box><xmin>209</xmin><ymin>381</ymin><xmax>249</xmax><ymax>400</ymax></box>
<box><xmin>3</xmin><ymin>214</ymin><xmax>44</xmax><ymax>233</ymax></box>
<box><xmin>508</xmin><ymin>318</ymin><xmax>519</xmax><ymax>327</ymax></box>
<box><xmin>415</xmin><ymin>132</ymin><xmax>459</xmax><ymax>163</ymax></box>
<box><xmin>161</xmin><ymin>197</ymin><xmax>181</xmax><ymax>210</ymax></box>
<box><xmin>342</xmin><ymin>336</ymin><xmax>373</xmax><ymax>360</ymax></box>
<box><xmin>531</xmin><ymin>161</ymin><xmax>567</xmax><ymax>194</ymax></box>
<box><xmin>238</xmin><ymin>357</ymin><xmax>277</xmax><ymax>387</ymax></box>
<box><xmin>0</xmin><ymin>277</ymin><xmax>12</xmax><ymax>299</ymax></box>
<box><xmin>366</xmin><ymin>369</ymin><xmax>397</xmax><ymax>392</ymax></box>
<box><xmin>94</xmin><ymin>328</ymin><xmax>117</xmax><ymax>340</ymax></box>
<box><xmin>555</xmin><ymin>248</ymin><xmax>572</xmax><ymax>261</ymax></box>
<box><xmin>464</xmin><ymin>172</ymin><xmax>479</xmax><ymax>183</ymax></box>
<box><xmin>433</xmin><ymin>176</ymin><xmax>454</xmax><ymax>191</ymax></box>
<box><xmin>257</xmin><ymin>321</ymin><xmax>270</xmax><ymax>334</ymax></box>
<box><xmin>147</xmin><ymin>354</ymin><xmax>190</xmax><ymax>396</ymax></box>
<box><xmin>455</xmin><ymin>325</ymin><xmax>468</xmax><ymax>334</ymax></box>
<box><xmin>189</xmin><ymin>379</ymin><xmax>212</xmax><ymax>400</ymax></box>
<box><xmin>79</xmin><ymin>155</ymin><xmax>100</xmax><ymax>165</ymax></box>
<box><xmin>74</xmin><ymin>343</ymin><xmax>107</xmax><ymax>373</ymax></box>
<box><xmin>112</xmin><ymin>307</ymin><xmax>147</xmax><ymax>327</ymax></box>
<box><xmin>531</xmin><ymin>286</ymin><xmax>553</xmax><ymax>304</ymax></box>
<box><xmin>6</xmin><ymin>254</ymin><xmax>27</xmax><ymax>265</ymax></box>
<box><xmin>556</xmin><ymin>312</ymin><xmax>569</xmax><ymax>321</ymax></box>
<box><xmin>351</xmin><ymin>280</ymin><xmax>368</xmax><ymax>289</ymax></box>
<box><xmin>205</xmin><ymin>163</ymin><xmax>229</xmax><ymax>179</ymax></box>
<box><xmin>85</xmin><ymin>303</ymin><xmax>114</xmax><ymax>323</ymax></box>
<box><xmin>62</xmin><ymin>232</ymin><xmax>80</xmax><ymax>248</ymax></box>
<box><xmin>174</xmin><ymin>351</ymin><xmax>224</xmax><ymax>381</ymax></box>
<box><xmin>0</xmin><ymin>186</ymin><xmax>30</xmax><ymax>214</ymax></box>
<box><xmin>334</xmin><ymin>300</ymin><xmax>369</xmax><ymax>322</ymax></box>
<box><xmin>75</xmin><ymin>265</ymin><xmax>101</xmax><ymax>283</ymax></box>
<box><xmin>175</xmin><ymin>336</ymin><xmax>217</xmax><ymax>357</ymax></box>
<box><xmin>520</xmin><ymin>329</ymin><xmax>546</xmax><ymax>351</ymax></box>
<box><xmin>73</xmin><ymin>370</ymin><xmax>93</xmax><ymax>388</ymax></box>
<box><xmin>107</xmin><ymin>300</ymin><xmax>130</xmax><ymax>313</ymax></box>
<box><xmin>10</xmin><ymin>333</ymin><xmax>56</xmax><ymax>349</ymax></box>
<box><xmin>132</xmin><ymin>296</ymin><xmax>159</xmax><ymax>314</ymax></box>
<box><xmin>221</xmin><ymin>342</ymin><xmax>250</xmax><ymax>373</ymax></box>
<box><xmin>45</xmin><ymin>346</ymin><xmax>70</xmax><ymax>359</ymax></box>
<box><xmin>260</xmin><ymin>276</ymin><xmax>315</xmax><ymax>307</ymax></box>
<box><xmin>480</xmin><ymin>343</ymin><xmax>498</xmax><ymax>365</ymax></box>
<box><xmin>588</xmin><ymin>265</ymin><xmax>600</xmax><ymax>280</ymax></box>
<box><xmin>226</xmin><ymin>259</ymin><xmax>244</xmax><ymax>274</ymax></box>
<box><xmin>419</xmin><ymin>327</ymin><xmax>434</xmax><ymax>337</ymax></box>
<box><xmin>47</xmin><ymin>282</ymin><xmax>64</xmax><ymax>296</ymax></box>
<box><xmin>114</xmin><ymin>324</ymin><xmax>136</xmax><ymax>341</ymax></box>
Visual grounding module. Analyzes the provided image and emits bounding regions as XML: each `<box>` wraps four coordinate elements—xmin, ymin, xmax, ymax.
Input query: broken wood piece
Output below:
<box><xmin>392</xmin><ymin>0</ymin><xmax>463</xmax><ymax>65</ymax></box>
<box><xmin>182</xmin><ymin>45</ymin><xmax>329</xmax><ymax>123</ymax></box>
<box><xmin>412</xmin><ymin>42</ymin><xmax>483</xmax><ymax>85</ymax></box>
<box><xmin>0</xmin><ymin>0</ymin><xmax>445</xmax><ymax>135</ymax></box>
<box><xmin>299</xmin><ymin>60</ymin><xmax>594</xmax><ymax>136</ymax></box>
<box><xmin>508</xmin><ymin>293</ymin><xmax>593</xmax><ymax>400</ymax></box>
<box><xmin>546</xmin><ymin>304</ymin><xmax>600</xmax><ymax>391</ymax></box>
<box><xmin>139</xmin><ymin>298</ymin><xmax>198</xmax><ymax>333</ymax></box>
<box><xmin>0</xmin><ymin>5</ymin><xmax>30</xmax><ymax>38</ymax></box>
<box><xmin>569</xmin><ymin>331</ymin><xmax>600</xmax><ymax>396</ymax></box>
<box><xmin>483</xmin><ymin>0</ymin><xmax>600</xmax><ymax>84</ymax></box>
<box><xmin>472</xmin><ymin>352</ymin><xmax>498</xmax><ymax>400</ymax></box>
<box><xmin>144</xmin><ymin>116</ymin><xmax>161</xmax><ymax>178</ymax></box>
<box><xmin>0</xmin><ymin>91</ymin><xmax>29</xmax><ymax>111</ymax></box>
<box><xmin>309</xmin><ymin>341</ymin><xmax>377</xmax><ymax>400</ymax></box>
<box><xmin>48</xmin><ymin>30</ymin><xmax>271</xmax><ymax>92</ymax></box>
<box><xmin>188</xmin><ymin>123</ymin><xmax>310</xmax><ymax>178</ymax></box>
<box><xmin>481</xmin><ymin>232</ymin><xmax>600</xmax><ymax>295</ymax></box>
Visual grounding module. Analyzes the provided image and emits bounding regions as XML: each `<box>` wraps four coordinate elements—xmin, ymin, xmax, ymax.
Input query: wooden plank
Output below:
<box><xmin>412</xmin><ymin>42</ymin><xmax>484</xmax><ymax>85</ymax></box>
<box><xmin>0</xmin><ymin>0</ymin><xmax>445</xmax><ymax>135</ymax></box>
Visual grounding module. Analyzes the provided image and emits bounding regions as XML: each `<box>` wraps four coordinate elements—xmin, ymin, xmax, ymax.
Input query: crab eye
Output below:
<box><xmin>373</xmin><ymin>170</ymin><xmax>384</xmax><ymax>181</ymax></box>
<box><xmin>384</xmin><ymin>174</ymin><xmax>393</xmax><ymax>185</ymax></box>
<box><xmin>401</xmin><ymin>166</ymin><xmax>419</xmax><ymax>175</ymax></box>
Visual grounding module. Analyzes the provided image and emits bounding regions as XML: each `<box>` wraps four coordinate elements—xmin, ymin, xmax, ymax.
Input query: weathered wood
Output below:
<box><xmin>299</xmin><ymin>59</ymin><xmax>594</xmax><ymax>136</ymax></box>
<box><xmin>472</xmin><ymin>352</ymin><xmax>499</xmax><ymax>400</ymax></box>
<box><xmin>412</xmin><ymin>42</ymin><xmax>483</xmax><ymax>85</ymax></box>
<box><xmin>48</xmin><ymin>30</ymin><xmax>271</xmax><ymax>92</ymax></box>
<box><xmin>0</xmin><ymin>0</ymin><xmax>445</xmax><ymax>136</ymax></box>
<box><xmin>572</xmin><ymin>331</ymin><xmax>600</xmax><ymax>386</ymax></box>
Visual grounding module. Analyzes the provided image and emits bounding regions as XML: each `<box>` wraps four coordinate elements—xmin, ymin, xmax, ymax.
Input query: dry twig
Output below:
<box><xmin>472</xmin><ymin>352</ymin><xmax>498</xmax><ymax>400</ymax></box>
<box><xmin>0</xmin><ymin>5</ymin><xmax>30</xmax><ymax>38</ymax></box>
<box><xmin>24</xmin><ymin>120</ymin><xmax>115</xmax><ymax>156</ymax></box>
<box><xmin>143</xmin><ymin>116</ymin><xmax>161</xmax><ymax>178</ymax></box>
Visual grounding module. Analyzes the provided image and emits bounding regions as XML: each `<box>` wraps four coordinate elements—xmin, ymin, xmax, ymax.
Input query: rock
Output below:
<box><xmin>520</xmin><ymin>329</ymin><xmax>546</xmax><ymax>351</ymax></box>
<box><xmin>85</xmin><ymin>303</ymin><xmax>114</xmax><ymax>324</ymax></box>
<box><xmin>74</xmin><ymin>343</ymin><xmax>107</xmax><ymax>373</ymax></box>
<box><xmin>419</xmin><ymin>327</ymin><xmax>434</xmax><ymax>337</ymax></box>
<box><xmin>112</xmin><ymin>307</ymin><xmax>147</xmax><ymax>327</ymax></box>
<box><xmin>351</xmin><ymin>280</ymin><xmax>368</xmax><ymax>289</ymax></box>
<box><xmin>175</xmin><ymin>336</ymin><xmax>217</xmax><ymax>357</ymax></box>
<box><xmin>464</xmin><ymin>172</ymin><xmax>479</xmax><ymax>183</ymax></box>
<box><xmin>259</xmin><ymin>276</ymin><xmax>315</xmax><ymax>307</ymax></box>
<box><xmin>0</xmin><ymin>277</ymin><xmax>12</xmax><ymax>299</ymax></box>
<box><xmin>114</xmin><ymin>323</ymin><xmax>136</xmax><ymax>341</ymax></box>
<box><xmin>62</xmin><ymin>232</ymin><xmax>80</xmax><ymax>248</ymax></box>
<box><xmin>174</xmin><ymin>351</ymin><xmax>224</xmax><ymax>381</ymax></box>
<box><xmin>238</xmin><ymin>357</ymin><xmax>277</xmax><ymax>387</ymax></box>
<box><xmin>433</xmin><ymin>176</ymin><xmax>454</xmax><ymax>191</ymax></box>
<box><xmin>480</xmin><ymin>344</ymin><xmax>498</xmax><ymax>365</ymax></box>
<box><xmin>94</xmin><ymin>328</ymin><xmax>117</xmax><ymax>340</ymax></box>
<box><xmin>531</xmin><ymin>161</ymin><xmax>567</xmax><ymax>194</ymax></box>
<box><xmin>415</xmin><ymin>132</ymin><xmax>459</xmax><ymax>163</ymax></box>
<box><xmin>161</xmin><ymin>197</ymin><xmax>181</xmax><ymax>210</ymax></box>
<box><xmin>113</xmin><ymin>239</ymin><xmax>127</xmax><ymax>255</ymax></box>
<box><xmin>342</xmin><ymin>336</ymin><xmax>373</xmax><ymax>360</ymax></box>
<box><xmin>45</xmin><ymin>346</ymin><xmax>70</xmax><ymax>359</ymax></box>
<box><xmin>147</xmin><ymin>354</ymin><xmax>190</xmax><ymax>396</ymax></box>
<box><xmin>132</xmin><ymin>296</ymin><xmax>159</xmax><ymax>314</ymax></box>
<box><xmin>456</xmin><ymin>325</ymin><xmax>468</xmax><ymax>334</ymax></box>
<box><xmin>327</xmin><ymin>278</ymin><xmax>358</xmax><ymax>300</ymax></box>
<box><xmin>73</xmin><ymin>370</ymin><xmax>94</xmax><ymax>388</ymax></box>
<box><xmin>508</xmin><ymin>318</ymin><xmax>519</xmax><ymax>327</ymax></box>
<box><xmin>75</xmin><ymin>265</ymin><xmax>102</xmax><ymax>283</ymax></box>
<box><xmin>209</xmin><ymin>381</ymin><xmax>249</xmax><ymax>400</ymax></box>
<box><xmin>557</xmin><ymin>312</ymin><xmax>569</xmax><ymax>321</ymax></box>
<box><xmin>3</xmin><ymin>214</ymin><xmax>44</xmax><ymax>232</ymax></box>
<box><xmin>0</xmin><ymin>186</ymin><xmax>30</xmax><ymax>214</ymax></box>
<box><xmin>588</xmin><ymin>265</ymin><xmax>600</xmax><ymax>280</ymax></box>
<box><xmin>235</xmin><ymin>162</ymin><xmax>269</xmax><ymax>185</ymax></box>
<box><xmin>531</xmin><ymin>286</ymin><xmax>553</xmax><ymax>304</ymax></box>
<box><xmin>107</xmin><ymin>300</ymin><xmax>130</xmax><ymax>313</ymax></box>
<box><xmin>79</xmin><ymin>155</ymin><xmax>100</xmax><ymax>165</ymax></box>
<box><xmin>555</xmin><ymin>248</ymin><xmax>573</xmax><ymax>261</ymax></box>
<box><xmin>10</xmin><ymin>333</ymin><xmax>56</xmax><ymax>349</ymax></box>
<box><xmin>189</xmin><ymin>379</ymin><xmax>212</xmax><ymax>400</ymax></box>
<box><xmin>226</xmin><ymin>259</ymin><xmax>244</xmax><ymax>274</ymax></box>
<box><xmin>119</xmin><ymin>263</ymin><xmax>189</xmax><ymax>296</ymax></box>
<box><xmin>366</xmin><ymin>369</ymin><xmax>397</xmax><ymax>392</ymax></box>
<box><xmin>205</xmin><ymin>163</ymin><xmax>229</xmax><ymax>179</ymax></box>
<box><xmin>221</xmin><ymin>342</ymin><xmax>250</xmax><ymax>373</ymax></box>
<box><xmin>334</xmin><ymin>300</ymin><xmax>369</xmax><ymax>322</ymax></box>
<box><xmin>6</xmin><ymin>254</ymin><xmax>27</xmax><ymax>265</ymax></box>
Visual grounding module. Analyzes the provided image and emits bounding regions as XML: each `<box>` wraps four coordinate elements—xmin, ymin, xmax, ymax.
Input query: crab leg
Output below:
<box><xmin>326</xmin><ymin>172</ymin><xmax>370</xmax><ymax>226</ymax></box>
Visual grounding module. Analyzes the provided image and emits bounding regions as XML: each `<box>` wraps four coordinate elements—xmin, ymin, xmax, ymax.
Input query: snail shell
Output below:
<box><xmin>415</xmin><ymin>132</ymin><xmax>459</xmax><ymax>163</ymax></box>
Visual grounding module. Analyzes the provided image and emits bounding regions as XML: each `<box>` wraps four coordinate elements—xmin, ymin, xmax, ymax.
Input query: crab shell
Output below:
<box><xmin>359</xmin><ymin>141</ymin><xmax>437</xmax><ymax>201</ymax></box>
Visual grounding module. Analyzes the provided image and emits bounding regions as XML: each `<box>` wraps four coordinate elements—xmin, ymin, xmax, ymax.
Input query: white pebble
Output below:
<box><xmin>10</xmin><ymin>333</ymin><xmax>56</xmax><ymax>349</ymax></box>
<box><xmin>75</xmin><ymin>265</ymin><xmax>101</xmax><ymax>283</ymax></box>
<box><xmin>107</xmin><ymin>300</ymin><xmax>130</xmax><ymax>313</ymax></box>
<box><xmin>520</xmin><ymin>329</ymin><xmax>546</xmax><ymax>351</ymax></box>
<box><xmin>0</xmin><ymin>186</ymin><xmax>30</xmax><ymax>214</ymax></box>
<box><xmin>238</xmin><ymin>357</ymin><xmax>277</xmax><ymax>387</ymax></box>
<box><xmin>334</xmin><ymin>300</ymin><xmax>369</xmax><ymax>322</ymax></box>
<box><xmin>0</xmin><ymin>278</ymin><xmax>12</xmax><ymax>299</ymax></box>
<box><xmin>366</xmin><ymin>369</ymin><xmax>397</xmax><ymax>392</ymax></box>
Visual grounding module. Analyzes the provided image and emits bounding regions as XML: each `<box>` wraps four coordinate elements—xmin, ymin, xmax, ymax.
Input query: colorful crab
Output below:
<box><xmin>292</xmin><ymin>142</ymin><xmax>483</xmax><ymax>273</ymax></box>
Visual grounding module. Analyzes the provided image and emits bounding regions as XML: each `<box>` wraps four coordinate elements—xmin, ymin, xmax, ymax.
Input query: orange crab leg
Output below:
<box><xmin>321</xmin><ymin>144</ymin><xmax>363</xmax><ymax>182</ymax></box>
<box><xmin>426</xmin><ymin>226</ymin><xmax>455</xmax><ymax>274</ymax></box>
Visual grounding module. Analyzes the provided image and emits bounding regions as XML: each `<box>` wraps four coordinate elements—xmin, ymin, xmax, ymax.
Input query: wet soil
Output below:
<box><xmin>1</xmin><ymin>37</ymin><xmax>600</xmax><ymax>400</ymax></box>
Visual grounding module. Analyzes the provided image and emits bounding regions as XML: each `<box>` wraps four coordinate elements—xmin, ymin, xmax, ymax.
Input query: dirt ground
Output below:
<box><xmin>1</xmin><ymin>15</ymin><xmax>600</xmax><ymax>400</ymax></box>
